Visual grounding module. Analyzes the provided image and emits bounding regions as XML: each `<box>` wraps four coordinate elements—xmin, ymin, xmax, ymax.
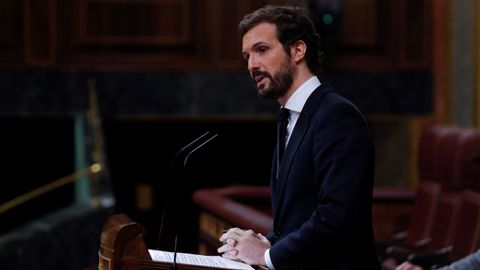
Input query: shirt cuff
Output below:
<box><xmin>264</xmin><ymin>248</ymin><xmax>275</xmax><ymax>270</ymax></box>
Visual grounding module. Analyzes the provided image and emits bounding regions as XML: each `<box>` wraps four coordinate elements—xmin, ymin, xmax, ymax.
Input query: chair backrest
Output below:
<box><xmin>456</xmin><ymin>129</ymin><xmax>480</xmax><ymax>191</ymax></box>
<box><xmin>418</xmin><ymin>124</ymin><xmax>453</xmax><ymax>183</ymax></box>
<box><xmin>432</xmin><ymin>126</ymin><xmax>463</xmax><ymax>190</ymax></box>
<box><xmin>449</xmin><ymin>190</ymin><xmax>480</xmax><ymax>261</ymax></box>
<box><xmin>405</xmin><ymin>180</ymin><xmax>442</xmax><ymax>244</ymax></box>
<box><xmin>427</xmin><ymin>191</ymin><xmax>463</xmax><ymax>251</ymax></box>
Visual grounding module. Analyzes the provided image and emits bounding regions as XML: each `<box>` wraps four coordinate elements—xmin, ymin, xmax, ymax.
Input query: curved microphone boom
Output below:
<box><xmin>171</xmin><ymin>131</ymin><xmax>213</xmax><ymax>167</ymax></box>
<box><xmin>182</xmin><ymin>134</ymin><xmax>219</xmax><ymax>168</ymax></box>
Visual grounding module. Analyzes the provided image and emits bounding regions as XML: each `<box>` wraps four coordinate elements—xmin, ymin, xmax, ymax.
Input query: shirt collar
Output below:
<box><xmin>284</xmin><ymin>76</ymin><xmax>321</xmax><ymax>113</ymax></box>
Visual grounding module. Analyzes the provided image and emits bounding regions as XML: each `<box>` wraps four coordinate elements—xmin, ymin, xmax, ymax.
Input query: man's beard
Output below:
<box><xmin>253</xmin><ymin>58</ymin><xmax>295</xmax><ymax>100</ymax></box>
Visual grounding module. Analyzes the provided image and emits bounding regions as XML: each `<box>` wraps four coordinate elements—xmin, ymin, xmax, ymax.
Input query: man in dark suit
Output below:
<box><xmin>218</xmin><ymin>5</ymin><xmax>381</xmax><ymax>270</ymax></box>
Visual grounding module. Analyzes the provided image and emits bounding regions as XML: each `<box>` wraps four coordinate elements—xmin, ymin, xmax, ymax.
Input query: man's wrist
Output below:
<box><xmin>263</xmin><ymin>248</ymin><xmax>275</xmax><ymax>269</ymax></box>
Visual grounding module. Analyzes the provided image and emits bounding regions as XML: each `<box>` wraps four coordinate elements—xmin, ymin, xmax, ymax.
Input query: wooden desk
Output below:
<box><xmin>97</xmin><ymin>214</ymin><xmax>251</xmax><ymax>270</ymax></box>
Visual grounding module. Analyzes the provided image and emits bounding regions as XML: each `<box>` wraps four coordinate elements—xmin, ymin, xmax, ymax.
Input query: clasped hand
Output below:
<box><xmin>217</xmin><ymin>227</ymin><xmax>271</xmax><ymax>266</ymax></box>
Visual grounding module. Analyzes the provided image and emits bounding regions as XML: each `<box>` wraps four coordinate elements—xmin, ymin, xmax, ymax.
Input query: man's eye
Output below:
<box><xmin>259</xmin><ymin>46</ymin><xmax>268</xmax><ymax>52</ymax></box>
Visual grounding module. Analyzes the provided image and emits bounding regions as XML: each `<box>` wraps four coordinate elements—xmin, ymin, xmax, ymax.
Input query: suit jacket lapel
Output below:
<box><xmin>272</xmin><ymin>84</ymin><xmax>333</xmax><ymax>225</ymax></box>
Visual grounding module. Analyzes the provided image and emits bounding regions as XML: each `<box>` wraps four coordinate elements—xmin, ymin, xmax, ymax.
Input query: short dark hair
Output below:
<box><xmin>239</xmin><ymin>5</ymin><xmax>322</xmax><ymax>74</ymax></box>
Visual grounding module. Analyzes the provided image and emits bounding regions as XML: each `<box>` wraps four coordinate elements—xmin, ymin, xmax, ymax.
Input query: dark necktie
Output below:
<box><xmin>276</xmin><ymin>107</ymin><xmax>290</xmax><ymax>176</ymax></box>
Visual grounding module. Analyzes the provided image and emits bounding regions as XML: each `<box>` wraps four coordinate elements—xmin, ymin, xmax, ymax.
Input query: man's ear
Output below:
<box><xmin>290</xmin><ymin>40</ymin><xmax>307</xmax><ymax>63</ymax></box>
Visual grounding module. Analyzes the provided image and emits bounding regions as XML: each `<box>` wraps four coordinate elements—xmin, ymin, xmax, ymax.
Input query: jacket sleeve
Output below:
<box><xmin>441</xmin><ymin>250</ymin><xmax>480</xmax><ymax>270</ymax></box>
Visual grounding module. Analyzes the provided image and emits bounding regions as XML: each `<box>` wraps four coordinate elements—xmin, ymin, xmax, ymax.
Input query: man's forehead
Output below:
<box><xmin>242</xmin><ymin>22</ymin><xmax>277</xmax><ymax>50</ymax></box>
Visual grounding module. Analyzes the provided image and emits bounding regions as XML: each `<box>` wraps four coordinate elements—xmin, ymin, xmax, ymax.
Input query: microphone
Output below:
<box><xmin>155</xmin><ymin>132</ymin><xmax>218</xmax><ymax>270</ymax></box>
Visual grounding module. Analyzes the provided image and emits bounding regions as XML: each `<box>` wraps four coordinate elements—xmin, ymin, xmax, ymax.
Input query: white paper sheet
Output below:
<box><xmin>148</xmin><ymin>249</ymin><xmax>254</xmax><ymax>270</ymax></box>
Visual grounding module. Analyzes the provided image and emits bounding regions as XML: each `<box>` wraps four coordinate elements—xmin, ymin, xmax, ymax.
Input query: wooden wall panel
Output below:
<box><xmin>1</xmin><ymin>0</ymin><xmax>432</xmax><ymax>70</ymax></box>
<box><xmin>340</xmin><ymin>0</ymin><xmax>377</xmax><ymax>47</ymax></box>
<box><xmin>432</xmin><ymin>0</ymin><xmax>448</xmax><ymax>122</ymax></box>
<box><xmin>335</xmin><ymin>0</ymin><xmax>431</xmax><ymax>69</ymax></box>
<box><xmin>402</xmin><ymin>0</ymin><xmax>431</xmax><ymax>66</ymax></box>
<box><xmin>56</xmin><ymin>0</ymin><xmax>206</xmax><ymax>68</ymax></box>
<box><xmin>54</xmin><ymin>0</ymin><xmax>276</xmax><ymax>68</ymax></box>
<box><xmin>476</xmin><ymin>0</ymin><xmax>480</xmax><ymax>128</ymax></box>
<box><xmin>0</xmin><ymin>0</ymin><xmax>23</xmax><ymax>64</ymax></box>
<box><xmin>78</xmin><ymin>0</ymin><xmax>191</xmax><ymax>46</ymax></box>
<box><xmin>334</xmin><ymin>0</ymin><xmax>397</xmax><ymax>69</ymax></box>
<box><xmin>24</xmin><ymin>0</ymin><xmax>56</xmax><ymax>65</ymax></box>
<box><xmin>216</xmin><ymin>1</ymin><xmax>244</xmax><ymax>65</ymax></box>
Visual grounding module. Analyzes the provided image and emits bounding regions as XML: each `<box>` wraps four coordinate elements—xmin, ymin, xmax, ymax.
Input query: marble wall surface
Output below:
<box><xmin>0</xmin><ymin>68</ymin><xmax>431</xmax><ymax>116</ymax></box>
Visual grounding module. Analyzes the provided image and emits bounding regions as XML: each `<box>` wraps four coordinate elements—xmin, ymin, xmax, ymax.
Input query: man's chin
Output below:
<box><xmin>257</xmin><ymin>88</ymin><xmax>277</xmax><ymax>100</ymax></box>
<box><xmin>256</xmin><ymin>84</ymin><xmax>267</xmax><ymax>96</ymax></box>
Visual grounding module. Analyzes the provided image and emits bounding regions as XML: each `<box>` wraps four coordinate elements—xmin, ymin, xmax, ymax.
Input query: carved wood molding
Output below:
<box><xmin>77</xmin><ymin>0</ymin><xmax>191</xmax><ymax>46</ymax></box>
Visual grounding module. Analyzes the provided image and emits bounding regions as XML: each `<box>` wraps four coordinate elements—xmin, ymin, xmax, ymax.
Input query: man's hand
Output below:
<box><xmin>396</xmin><ymin>262</ymin><xmax>424</xmax><ymax>270</ymax></box>
<box><xmin>217</xmin><ymin>228</ymin><xmax>271</xmax><ymax>266</ymax></box>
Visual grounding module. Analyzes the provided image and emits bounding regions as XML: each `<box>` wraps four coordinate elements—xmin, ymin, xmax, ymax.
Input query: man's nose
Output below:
<box><xmin>248</xmin><ymin>55</ymin><xmax>259</xmax><ymax>72</ymax></box>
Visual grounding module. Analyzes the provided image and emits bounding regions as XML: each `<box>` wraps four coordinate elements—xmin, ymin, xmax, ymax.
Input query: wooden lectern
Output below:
<box><xmin>98</xmin><ymin>213</ymin><xmax>158</xmax><ymax>270</ymax></box>
<box><xmin>98</xmin><ymin>214</ymin><xmax>253</xmax><ymax>270</ymax></box>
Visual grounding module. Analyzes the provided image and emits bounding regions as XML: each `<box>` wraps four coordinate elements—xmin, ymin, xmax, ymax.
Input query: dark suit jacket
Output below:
<box><xmin>267</xmin><ymin>84</ymin><xmax>381</xmax><ymax>270</ymax></box>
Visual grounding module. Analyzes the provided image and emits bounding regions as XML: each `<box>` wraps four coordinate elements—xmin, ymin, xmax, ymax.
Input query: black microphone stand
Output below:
<box><xmin>156</xmin><ymin>132</ymin><xmax>218</xmax><ymax>270</ymax></box>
